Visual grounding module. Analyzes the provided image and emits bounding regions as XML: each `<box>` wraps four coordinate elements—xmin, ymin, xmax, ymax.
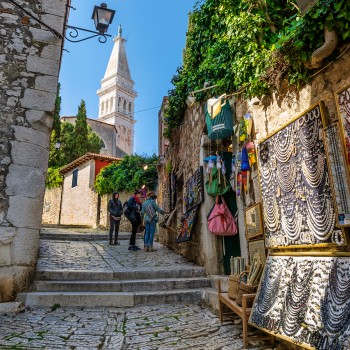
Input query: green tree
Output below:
<box><xmin>95</xmin><ymin>154</ymin><xmax>158</xmax><ymax>195</ymax></box>
<box><xmin>73</xmin><ymin>100</ymin><xmax>89</xmax><ymax>159</ymax></box>
<box><xmin>87</xmin><ymin>125</ymin><xmax>104</xmax><ymax>154</ymax></box>
<box><xmin>45</xmin><ymin>167</ymin><xmax>63</xmax><ymax>189</ymax></box>
<box><xmin>48</xmin><ymin>84</ymin><xmax>62</xmax><ymax>168</ymax></box>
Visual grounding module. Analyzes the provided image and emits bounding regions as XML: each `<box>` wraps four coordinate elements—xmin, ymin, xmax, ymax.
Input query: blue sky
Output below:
<box><xmin>59</xmin><ymin>0</ymin><xmax>196</xmax><ymax>155</ymax></box>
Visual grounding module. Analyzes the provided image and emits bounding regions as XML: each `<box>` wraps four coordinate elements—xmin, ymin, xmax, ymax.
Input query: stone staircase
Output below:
<box><xmin>18</xmin><ymin>229</ymin><xmax>215</xmax><ymax>308</ymax></box>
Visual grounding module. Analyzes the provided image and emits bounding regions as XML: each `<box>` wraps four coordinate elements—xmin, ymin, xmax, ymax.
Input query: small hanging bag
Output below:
<box><xmin>207</xmin><ymin>196</ymin><xmax>238</xmax><ymax>235</ymax></box>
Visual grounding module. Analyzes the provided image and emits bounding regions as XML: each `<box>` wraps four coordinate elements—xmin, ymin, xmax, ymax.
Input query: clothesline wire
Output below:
<box><xmin>126</xmin><ymin>105</ymin><xmax>161</xmax><ymax>116</ymax></box>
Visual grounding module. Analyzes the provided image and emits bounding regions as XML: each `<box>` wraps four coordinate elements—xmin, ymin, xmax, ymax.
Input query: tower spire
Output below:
<box><xmin>96</xmin><ymin>25</ymin><xmax>137</xmax><ymax>155</ymax></box>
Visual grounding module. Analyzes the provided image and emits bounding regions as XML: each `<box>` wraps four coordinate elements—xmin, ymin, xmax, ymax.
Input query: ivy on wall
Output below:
<box><xmin>164</xmin><ymin>0</ymin><xmax>350</xmax><ymax>137</ymax></box>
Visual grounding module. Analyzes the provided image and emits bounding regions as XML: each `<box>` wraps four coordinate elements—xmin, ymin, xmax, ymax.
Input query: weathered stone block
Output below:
<box><xmin>13</xmin><ymin>125</ymin><xmax>50</xmax><ymax>148</ymax></box>
<box><xmin>40</xmin><ymin>45</ymin><xmax>62</xmax><ymax>60</ymax></box>
<box><xmin>27</xmin><ymin>55</ymin><xmax>60</xmax><ymax>77</ymax></box>
<box><xmin>11</xmin><ymin>228</ymin><xmax>39</xmax><ymax>266</ymax></box>
<box><xmin>0</xmin><ymin>266</ymin><xmax>35</xmax><ymax>302</ymax></box>
<box><xmin>7</xmin><ymin>196</ymin><xmax>44</xmax><ymax>229</ymax></box>
<box><xmin>41</xmin><ymin>13</ymin><xmax>66</xmax><ymax>33</ymax></box>
<box><xmin>6</xmin><ymin>164</ymin><xmax>46</xmax><ymax>199</ymax></box>
<box><xmin>26</xmin><ymin>110</ymin><xmax>53</xmax><ymax>132</ymax></box>
<box><xmin>0</xmin><ymin>244</ymin><xmax>12</xmax><ymax>266</ymax></box>
<box><xmin>29</xmin><ymin>27</ymin><xmax>62</xmax><ymax>46</ymax></box>
<box><xmin>35</xmin><ymin>75</ymin><xmax>58</xmax><ymax>94</ymax></box>
<box><xmin>20</xmin><ymin>88</ymin><xmax>56</xmax><ymax>111</ymax></box>
<box><xmin>11</xmin><ymin>140</ymin><xmax>49</xmax><ymax>170</ymax></box>
<box><xmin>0</xmin><ymin>227</ymin><xmax>16</xmax><ymax>245</ymax></box>
<box><xmin>41</xmin><ymin>0</ymin><xmax>67</xmax><ymax>16</ymax></box>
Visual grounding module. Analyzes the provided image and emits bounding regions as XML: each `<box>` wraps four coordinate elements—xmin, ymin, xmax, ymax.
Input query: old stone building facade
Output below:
<box><xmin>157</xmin><ymin>49</ymin><xmax>350</xmax><ymax>276</ymax></box>
<box><xmin>42</xmin><ymin>153</ymin><xmax>120</xmax><ymax>227</ymax></box>
<box><xmin>0</xmin><ymin>0</ymin><xmax>67</xmax><ymax>301</ymax></box>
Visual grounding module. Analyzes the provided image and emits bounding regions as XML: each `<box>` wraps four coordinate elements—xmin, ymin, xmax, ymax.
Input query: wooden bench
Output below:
<box><xmin>218</xmin><ymin>279</ymin><xmax>273</xmax><ymax>349</ymax></box>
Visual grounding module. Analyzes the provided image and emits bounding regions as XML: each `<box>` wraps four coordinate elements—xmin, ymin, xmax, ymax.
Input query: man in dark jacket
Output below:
<box><xmin>126</xmin><ymin>190</ymin><xmax>142</xmax><ymax>251</ymax></box>
<box><xmin>108</xmin><ymin>192</ymin><xmax>123</xmax><ymax>245</ymax></box>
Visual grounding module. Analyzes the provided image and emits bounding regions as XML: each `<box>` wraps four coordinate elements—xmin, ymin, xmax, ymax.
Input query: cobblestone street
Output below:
<box><xmin>0</xmin><ymin>304</ymin><xmax>264</xmax><ymax>350</ymax></box>
<box><xmin>0</xmin><ymin>229</ymin><xmax>272</xmax><ymax>349</ymax></box>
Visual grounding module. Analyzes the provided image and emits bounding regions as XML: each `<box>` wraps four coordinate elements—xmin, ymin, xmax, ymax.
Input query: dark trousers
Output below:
<box><xmin>129</xmin><ymin>221</ymin><xmax>139</xmax><ymax>246</ymax></box>
<box><xmin>109</xmin><ymin>218</ymin><xmax>120</xmax><ymax>243</ymax></box>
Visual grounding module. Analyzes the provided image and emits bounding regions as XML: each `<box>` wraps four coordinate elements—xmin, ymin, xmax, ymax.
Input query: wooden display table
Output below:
<box><xmin>217</xmin><ymin>280</ymin><xmax>273</xmax><ymax>349</ymax></box>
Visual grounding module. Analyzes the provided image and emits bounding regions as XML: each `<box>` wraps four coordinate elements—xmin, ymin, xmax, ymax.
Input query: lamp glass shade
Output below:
<box><xmin>92</xmin><ymin>3</ymin><xmax>116</xmax><ymax>34</ymax></box>
<box><xmin>54</xmin><ymin>141</ymin><xmax>61</xmax><ymax>150</ymax></box>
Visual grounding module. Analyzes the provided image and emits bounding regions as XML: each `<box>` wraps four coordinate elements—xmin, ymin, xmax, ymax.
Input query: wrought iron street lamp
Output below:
<box><xmin>92</xmin><ymin>3</ymin><xmax>115</xmax><ymax>34</ymax></box>
<box><xmin>7</xmin><ymin>1</ymin><xmax>116</xmax><ymax>44</ymax></box>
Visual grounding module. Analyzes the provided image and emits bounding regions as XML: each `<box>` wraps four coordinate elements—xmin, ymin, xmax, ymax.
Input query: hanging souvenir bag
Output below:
<box><xmin>207</xmin><ymin>196</ymin><xmax>238</xmax><ymax>236</ymax></box>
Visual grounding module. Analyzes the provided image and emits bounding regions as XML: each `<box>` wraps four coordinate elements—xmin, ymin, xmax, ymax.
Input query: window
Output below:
<box><xmin>72</xmin><ymin>169</ymin><xmax>78</xmax><ymax>188</ymax></box>
<box><xmin>110</xmin><ymin>98</ymin><xmax>114</xmax><ymax>110</ymax></box>
<box><xmin>123</xmin><ymin>100</ymin><xmax>126</xmax><ymax>111</ymax></box>
<box><xmin>128</xmin><ymin>102</ymin><xmax>131</xmax><ymax>113</ymax></box>
<box><xmin>118</xmin><ymin>97</ymin><xmax>121</xmax><ymax>107</ymax></box>
<box><xmin>101</xmin><ymin>102</ymin><xmax>104</xmax><ymax>114</ymax></box>
<box><xmin>106</xmin><ymin>99</ymin><xmax>109</xmax><ymax>111</ymax></box>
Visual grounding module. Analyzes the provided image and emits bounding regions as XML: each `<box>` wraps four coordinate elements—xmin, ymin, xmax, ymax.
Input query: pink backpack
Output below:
<box><xmin>207</xmin><ymin>196</ymin><xmax>238</xmax><ymax>236</ymax></box>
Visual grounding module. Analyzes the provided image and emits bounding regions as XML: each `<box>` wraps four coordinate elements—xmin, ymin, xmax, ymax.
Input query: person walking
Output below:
<box><xmin>107</xmin><ymin>192</ymin><xmax>123</xmax><ymax>245</ymax></box>
<box><xmin>125</xmin><ymin>190</ymin><xmax>143</xmax><ymax>251</ymax></box>
<box><xmin>141</xmin><ymin>191</ymin><xmax>165</xmax><ymax>252</ymax></box>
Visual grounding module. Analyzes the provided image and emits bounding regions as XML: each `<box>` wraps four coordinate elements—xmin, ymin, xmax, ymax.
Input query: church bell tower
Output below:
<box><xmin>97</xmin><ymin>26</ymin><xmax>137</xmax><ymax>155</ymax></box>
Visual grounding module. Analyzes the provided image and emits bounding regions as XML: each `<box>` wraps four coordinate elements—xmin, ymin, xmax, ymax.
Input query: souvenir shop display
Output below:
<box><xmin>236</xmin><ymin>258</ymin><xmax>263</xmax><ymax>307</ymax></box>
<box><xmin>205</xmin><ymin>163</ymin><xmax>231</xmax><ymax>197</ymax></box>
<box><xmin>228</xmin><ymin>256</ymin><xmax>247</xmax><ymax>300</ymax></box>
<box><xmin>245</xmin><ymin>203</ymin><xmax>264</xmax><ymax>240</ymax></box>
<box><xmin>249</xmin><ymin>255</ymin><xmax>350</xmax><ymax>350</ymax></box>
<box><xmin>207</xmin><ymin>196</ymin><xmax>237</xmax><ymax>236</ymax></box>
<box><xmin>324</xmin><ymin>123</ymin><xmax>350</xmax><ymax>226</ymax></box>
<box><xmin>230</xmin><ymin>256</ymin><xmax>247</xmax><ymax>276</ymax></box>
<box><xmin>205</xmin><ymin>97</ymin><xmax>234</xmax><ymax>140</ymax></box>
<box><xmin>248</xmin><ymin>239</ymin><xmax>266</xmax><ymax>265</ymax></box>
<box><xmin>176</xmin><ymin>206</ymin><xmax>199</xmax><ymax>243</ymax></box>
<box><xmin>258</xmin><ymin>103</ymin><xmax>345</xmax><ymax>248</ymax></box>
<box><xmin>207</xmin><ymin>94</ymin><xmax>227</xmax><ymax>119</ymax></box>
<box><xmin>229</xmin><ymin>157</ymin><xmax>236</xmax><ymax>192</ymax></box>
<box><xmin>335</xmin><ymin>84</ymin><xmax>350</xmax><ymax>171</ymax></box>
<box><xmin>246</xmin><ymin>141</ymin><xmax>256</xmax><ymax>166</ymax></box>
<box><xmin>170</xmin><ymin>172</ymin><xmax>177</xmax><ymax>211</ymax></box>
<box><xmin>183</xmin><ymin>167</ymin><xmax>204</xmax><ymax>213</ymax></box>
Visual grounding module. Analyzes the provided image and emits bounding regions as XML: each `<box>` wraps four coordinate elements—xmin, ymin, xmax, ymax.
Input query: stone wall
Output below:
<box><xmin>158</xmin><ymin>50</ymin><xmax>350</xmax><ymax>276</ymax></box>
<box><xmin>0</xmin><ymin>0</ymin><xmax>66</xmax><ymax>301</ymax></box>
<box><xmin>158</xmin><ymin>106</ymin><xmax>223</xmax><ymax>275</ymax></box>
<box><xmin>42</xmin><ymin>187</ymin><xmax>62</xmax><ymax>225</ymax></box>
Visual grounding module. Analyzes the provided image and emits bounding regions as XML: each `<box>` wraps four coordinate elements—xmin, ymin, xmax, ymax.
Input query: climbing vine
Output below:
<box><xmin>95</xmin><ymin>154</ymin><xmax>158</xmax><ymax>195</ymax></box>
<box><xmin>164</xmin><ymin>0</ymin><xmax>350</xmax><ymax>137</ymax></box>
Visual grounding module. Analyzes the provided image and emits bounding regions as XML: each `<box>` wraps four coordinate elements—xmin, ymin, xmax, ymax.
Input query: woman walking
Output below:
<box><xmin>107</xmin><ymin>192</ymin><xmax>123</xmax><ymax>245</ymax></box>
<box><xmin>125</xmin><ymin>190</ymin><xmax>143</xmax><ymax>251</ymax></box>
<box><xmin>141</xmin><ymin>191</ymin><xmax>165</xmax><ymax>252</ymax></box>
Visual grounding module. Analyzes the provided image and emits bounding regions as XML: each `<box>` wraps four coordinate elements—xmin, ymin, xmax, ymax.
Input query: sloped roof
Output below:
<box><xmin>59</xmin><ymin>153</ymin><xmax>121</xmax><ymax>175</ymax></box>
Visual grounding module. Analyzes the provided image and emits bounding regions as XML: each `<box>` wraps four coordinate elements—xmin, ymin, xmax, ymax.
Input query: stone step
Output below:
<box><xmin>18</xmin><ymin>289</ymin><xmax>205</xmax><ymax>308</ymax></box>
<box><xmin>32</xmin><ymin>277</ymin><xmax>212</xmax><ymax>293</ymax></box>
<box><xmin>35</xmin><ymin>267</ymin><xmax>207</xmax><ymax>281</ymax></box>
